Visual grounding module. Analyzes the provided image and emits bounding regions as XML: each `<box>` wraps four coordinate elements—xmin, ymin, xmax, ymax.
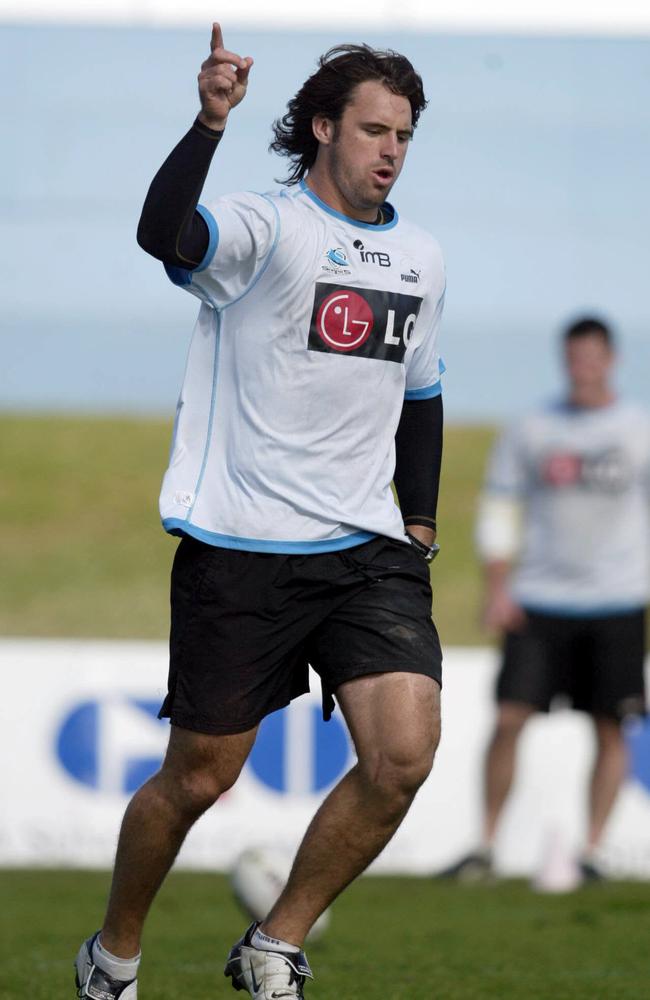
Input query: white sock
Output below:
<box><xmin>92</xmin><ymin>935</ymin><xmax>141</xmax><ymax>982</ymax></box>
<box><xmin>252</xmin><ymin>926</ymin><xmax>300</xmax><ymax>954</ymax></box>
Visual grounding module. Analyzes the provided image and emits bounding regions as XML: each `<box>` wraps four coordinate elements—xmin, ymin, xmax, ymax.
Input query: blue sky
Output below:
<box><xmin>2</xmin><ymin>24</ymin><xmax>649</xmax><ymax>419</ymax></box>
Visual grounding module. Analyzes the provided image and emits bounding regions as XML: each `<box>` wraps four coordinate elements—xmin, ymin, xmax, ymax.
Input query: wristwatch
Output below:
<box><xmin>407</xmin><ymin>533</ymin><xmax>440</xmax><ymax>562</ymax></box>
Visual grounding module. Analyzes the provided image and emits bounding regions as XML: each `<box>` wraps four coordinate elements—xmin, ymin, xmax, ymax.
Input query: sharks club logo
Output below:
<box><xmin>321</xmin><ymin>247</ymin><xmax>351</xmax><ymax>275</ymax></box>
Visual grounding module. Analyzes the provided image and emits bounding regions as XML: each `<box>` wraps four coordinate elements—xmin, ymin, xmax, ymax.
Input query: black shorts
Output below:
<box><xmin>497</xmin><ymin>608</ymin><xmax>647</xmax><ymax>721</ymax></box>
<box><xmin>159</xmin><ymin>534</ymin><xmax>442</xmax><ymax>735</ymax></box>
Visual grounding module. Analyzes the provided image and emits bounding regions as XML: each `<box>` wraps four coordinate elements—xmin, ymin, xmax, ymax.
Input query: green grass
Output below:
<box><xmin>0</xmin><ymin>415</ymin><xmax>174</xmax><ymax>639</ymax></box>
<box><xmin>0</xmin><ymin>414</ymin><xmax>494</xmax><ymax>644</ymax></box>
<box><xmin>1</xmin><ymin>870</ymin><xmax>648</xmax><ymax>998</ymax></box>
<box><xmin>436</xmin><ymin>424</ymin><xmax>495</xmax><ymax>645</ymax></box>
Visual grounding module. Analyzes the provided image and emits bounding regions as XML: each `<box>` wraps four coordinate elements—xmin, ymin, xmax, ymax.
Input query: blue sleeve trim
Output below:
<box><xmin>162</xmin><ymin>518</ymin><xmax>376</xmax><ymax>554</ymax></box>
<box><xmin>405</xmin><ymin>357</ymin><xmax>446</xmax><ymax>400</ymax></box>
<box><xmin>194</xmin><ymin>204</ymin><xmax>219</xmax><ymax>272</ymax></box>
<box><xmin>162</xmin><ymin>205</ymin><xmax>219</xmax><ymax>287</ymax></box>
<box><xmin>405</xmin><ymin>382</ymin><xmax>442</xmax><ymax>401</ymax></box>
<box><xmin>164</xmin><ymin>264</ymin><xmax>193</xmax><ymax>286</ymax></box>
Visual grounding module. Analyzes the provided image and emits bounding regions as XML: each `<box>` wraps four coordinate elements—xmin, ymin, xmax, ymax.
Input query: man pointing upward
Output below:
<box><xmin>75</xmin><ymin>23</ymin><xmax>446</xmax><ymax>999</ymax></box>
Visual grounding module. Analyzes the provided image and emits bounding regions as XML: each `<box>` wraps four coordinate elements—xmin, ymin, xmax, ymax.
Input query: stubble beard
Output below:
<box><xmin>329</xmin><ymin>141</ymin><xmax>390</xmax><ymax>215</ymax></box>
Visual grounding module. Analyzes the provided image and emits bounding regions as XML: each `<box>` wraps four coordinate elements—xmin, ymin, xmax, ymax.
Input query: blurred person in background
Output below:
<box><xmin>440</xmin><ymin>316</ymin><xmax>650</xmax><ymax>884</ymax></box>
<box><xmin>74</xmin><ymin>21</ymin><xmax>445</xmax><ymax>1000</ymax></box>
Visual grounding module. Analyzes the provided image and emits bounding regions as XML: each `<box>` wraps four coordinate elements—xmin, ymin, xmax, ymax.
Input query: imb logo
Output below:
<box><xmin>308</xmin><ymin>282</ymin><xmax>422</xmax><ymax>363</ymax></box>
<box><xmin>353</xmin><ymin>239</ymin><xmax>391</xmax><ymax>268</ymax></box>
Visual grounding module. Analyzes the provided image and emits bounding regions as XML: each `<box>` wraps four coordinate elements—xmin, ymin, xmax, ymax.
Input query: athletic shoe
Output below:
<box><xmin>435</xmin><ymin>850</ymin><xmax>494</xmax><ymax>883</ymax></box>
<box><xmin>224</xmin><ymin>922</ymin><xmax>313</xmax><ymax>998</ymax></box>
<box><xmin>74</xmin><ymin>933</ymin><xmax>138</xmax><ymax>999</ymax></box>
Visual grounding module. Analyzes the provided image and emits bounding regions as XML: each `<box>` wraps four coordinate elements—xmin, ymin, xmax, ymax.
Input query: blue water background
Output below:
<box><xmin>2</xmin><ymin>24</ymin><xmax>649</xmax><ymax>422</ymax></box>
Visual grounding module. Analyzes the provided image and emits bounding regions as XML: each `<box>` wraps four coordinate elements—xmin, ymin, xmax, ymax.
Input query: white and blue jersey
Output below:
<box><xmin>159</xmin><ymin>181</ymin><xmax>446</xmax><ymax>553</ymax></box>
<box><xmin>485</xmin><ymin>399</ymin><xmax>650</xmax><ymax>614</ymax></box>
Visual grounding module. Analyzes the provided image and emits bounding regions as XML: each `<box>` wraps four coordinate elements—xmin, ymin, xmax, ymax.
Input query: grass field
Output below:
<box><xmin>0</xmin><ymin>414</ymin><xmax>495</xmax><ymax>645</ymax></box>
<box><xmin>2</xmin><ymin>869</ymin><xmax>649</xmax><ymax>999</ymax></box>
<box><xmin>3</xmin><ymin>418</ymin><xmax>649</xmax><ymax>999</ymax></box>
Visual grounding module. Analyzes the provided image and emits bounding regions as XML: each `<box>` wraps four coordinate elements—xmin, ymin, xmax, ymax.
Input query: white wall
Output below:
<box><xmin>2</xmin><ymin>638</ymin><xmax>649</xmax><ymax>879</ymax></box>
<box><xmin>1</xmin><ymin>0</ymin><xmax>650</xmax><ymax>34</ymax></box>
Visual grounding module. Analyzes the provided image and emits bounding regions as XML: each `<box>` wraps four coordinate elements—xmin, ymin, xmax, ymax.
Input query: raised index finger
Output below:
<box><xmin>210</xmin><ymin>22</ymin><xmax>223</xmax><ymax>52</ymax></box>
<box><xmin>210</xmin><ymin>47</ymin><xmax>247</xmax><ymax>70</ymax></box>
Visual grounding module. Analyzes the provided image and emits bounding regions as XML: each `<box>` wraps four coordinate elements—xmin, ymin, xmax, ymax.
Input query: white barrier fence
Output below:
<box><xmin>1</xmin><ymin>639</ymin><xmax>649</xmax><ymax>878</ymax></box>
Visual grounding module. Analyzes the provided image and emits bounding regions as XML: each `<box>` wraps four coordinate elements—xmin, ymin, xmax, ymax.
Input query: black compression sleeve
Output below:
<box><xmin>136</xmin><ymin>118</ymin><xmax>223</xmax><ymax>268</ymax></box>
<box><xmin>393</xmin><ymin>393</ymin><xmax>443</xmax><ymax>531</ymax></box>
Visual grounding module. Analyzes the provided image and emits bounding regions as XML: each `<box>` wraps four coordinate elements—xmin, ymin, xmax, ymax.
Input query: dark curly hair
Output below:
<box><xmin>270</xmin><ymin>44</ymin><xmax>428</xmax><ymax>184</ymax></box>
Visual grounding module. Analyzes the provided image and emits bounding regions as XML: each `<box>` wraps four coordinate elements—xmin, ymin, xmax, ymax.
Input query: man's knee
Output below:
<box><xmin>156</xmin><ymin>739</ymin><xmax>251</xmax><ymax>817</ymax></box>
<box><xmin>151</xmin><ymin>764</ymin><xmax>231</xmax><ymax>818</ymax></box>
<box><xmin>156</xmin><ymin>724</ymin><xmax>257</xmax><ymax>818</ymax></box>
<box><xmin>360</xmin><ymin>737</ymin><xmax>437</xmax><ymax>804</ymax></box>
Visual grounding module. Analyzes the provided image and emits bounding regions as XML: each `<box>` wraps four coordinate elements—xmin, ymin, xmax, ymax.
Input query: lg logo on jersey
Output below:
<box><xmin>315</xmin><ymin>290</ymin><xmax>374</xmax><ymax>352</ymax></box>
<box><xmin>353</xmin><ymin>239</ymin><xmax>391</xmax><ymax>268</ymax></box>
<box><xmin>541</xmin><ymin>448</ymin><xmax>631</xmax><ymax>493</ymax></box>
<box><xmin>308</xmin><ymin>283</ymin><xmax>422</xmax><ymax>363</ymax></box>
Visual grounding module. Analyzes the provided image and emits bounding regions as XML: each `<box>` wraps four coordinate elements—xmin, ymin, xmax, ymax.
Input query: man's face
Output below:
<box><xmin>318</xmin><ymin>80</ymin><xmax>413</xmax><ymax>216</ymax></box>
<box><xmin>564</xmin><ymin>334</ymin><xmax>614</xmax><ymax>395</ymax></box>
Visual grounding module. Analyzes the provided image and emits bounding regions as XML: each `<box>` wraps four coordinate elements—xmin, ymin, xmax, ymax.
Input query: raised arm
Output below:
<box><xmin>136</xmin><ymin>23</ymin><xmax>253</xmax><ymax>267</ymax></box>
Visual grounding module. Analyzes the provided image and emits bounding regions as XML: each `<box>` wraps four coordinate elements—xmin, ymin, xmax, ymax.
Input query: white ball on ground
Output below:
<box><xmin>229</xmin><ymin>845</ymin><xmax>332</xmax><ymax>942</ymax></box>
